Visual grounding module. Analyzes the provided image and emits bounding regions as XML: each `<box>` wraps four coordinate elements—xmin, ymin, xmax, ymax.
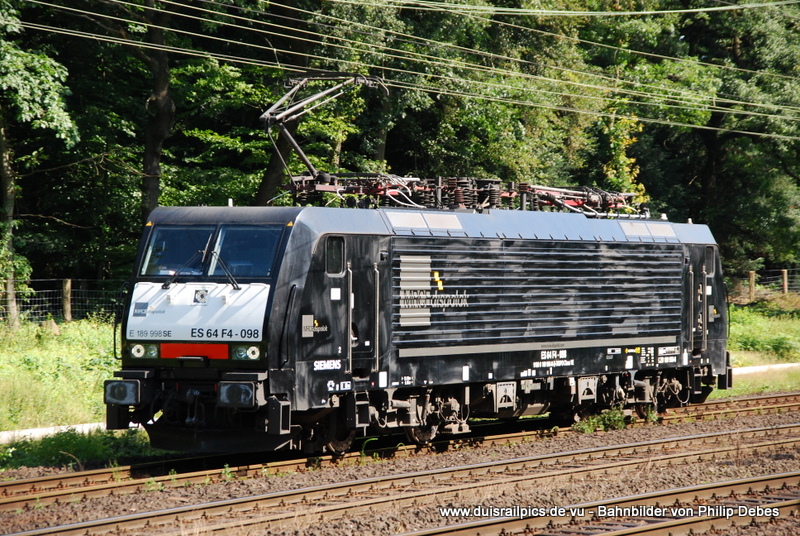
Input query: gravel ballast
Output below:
<box><xmin>2</xmin><ymin>413</ymin><xmax>799</xmax><ymax>535</ymax></box>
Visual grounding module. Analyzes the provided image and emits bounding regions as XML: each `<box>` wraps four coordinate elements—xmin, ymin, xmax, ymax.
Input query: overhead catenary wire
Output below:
<box><xmin>33</xmin><ymin>0</ymin><xmax>800</xmax><ymax>121</ymax></box>
<box><xmin>19</xmin><ymin>20</ymin><xmax>800</xmax><ymax>142</ymax></box>
<box><xmin>24</xmin><ymin>14</ymin><xmax>800</xmax><ymax>135</ymax></box>
<box><xmin>200</xmin><ymin>0</ymin><xmax>800</xmax><ymax>117</ymax></box>
<box><xmin>253</xmin><ymin>0</ymin><xmax>800</xmax><ymax>124</ymax></box>
<box><xmin>17</xmin><ymin>1</ymin><xmax>800</xmax><ymax>141</ymax></box>
<box><xmin>329</xmin><ymin>0</ymin><xmax>800</xmax><ymax>17</ymax></box>
<box><xmin>255</xmin><ymin>0</ymin><xmax>800</xmax><ymax>85</ymax></box>
<box><xmin>193</xmin><ymin>0</ymin><xmax>800</xmax><ymax>115</ymax></box>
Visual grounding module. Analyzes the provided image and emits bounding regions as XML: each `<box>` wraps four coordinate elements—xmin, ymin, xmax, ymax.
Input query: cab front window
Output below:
<box><xmin>141</xmin><ymin>226</ymin><xmax>215</xmax><ymax>276</ymax></box>
<box><xmin>140</xmin><ymin>224</ymin><xmax>283</xmax><ymax>279</ymax></box>
<box><xmin>210</xmin><ymin>226</ymin><xmax>281</xmax><ymax>277</ymax></box>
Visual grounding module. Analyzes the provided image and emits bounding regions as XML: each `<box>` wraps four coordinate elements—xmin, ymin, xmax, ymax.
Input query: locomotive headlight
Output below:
<box><xmin>130</xmin><ymin>343</ymin><xmax>159</xmax><ymax>359</ymax></box>
<box><xmin>231</xmin><ymin>345</ymin><xmax>261</xmax><ymax>360</ymax></box>
<box><xmin>218</xmin><ymin>381</ymin><xmax>256</xmax><ymax>408</ymax></box>
<box><xmin>104</xmin><ymin>380</ymin><xmax>140</xmax><ymax>405</ymax></box>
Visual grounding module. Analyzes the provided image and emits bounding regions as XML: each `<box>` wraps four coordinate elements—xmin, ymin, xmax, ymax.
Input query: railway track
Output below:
<box><xmin>3</xmin><ymin>392</ymin><xmax>797</xmax><ymax>511</ymax></box>
<box><xmin>6</xmin><ymin>421</ymin><xmax>800</xmax><ymax>535</ymax></box>
<box><xmin>663</xmin><ymin>392</ymin><xmax>800</xmax><ymax>422</ymax></box>
<box><xmin>400</xmin><ymin>472</ymin><xmax>800</xmax><ymax>536</ymax></box>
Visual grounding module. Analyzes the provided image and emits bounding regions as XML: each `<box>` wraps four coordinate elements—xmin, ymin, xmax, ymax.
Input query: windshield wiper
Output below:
<box><xmin>162</xmin><ymin>235</ymin><xmax>213</xmax><ymax>289</ymax></box>
<box><xmin>210</xmin><ymin>251</ymin><xmax>241</xmax><ymax>290</ymax></box>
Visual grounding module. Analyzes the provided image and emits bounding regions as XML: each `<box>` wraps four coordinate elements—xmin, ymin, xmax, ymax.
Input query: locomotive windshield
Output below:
<box><xmin>140</xmin><ymin>224</ymin><xmax>282</xmax><ymax>278</ymax></box>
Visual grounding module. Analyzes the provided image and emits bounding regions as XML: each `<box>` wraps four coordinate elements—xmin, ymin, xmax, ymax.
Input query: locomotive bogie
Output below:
<box><xmin>105</xmin><ymin>206</ymin><xmax>729</xmax><ymax>453</ymax></box>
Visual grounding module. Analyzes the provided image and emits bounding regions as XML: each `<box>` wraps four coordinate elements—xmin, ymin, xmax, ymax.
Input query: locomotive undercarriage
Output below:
<box><xmin>533</xmin><ymin>367</ymin><xmax>719</xmax><ymax>424</ymax></box>
<box><xmin>107</xmin><ymin>363</ymin><xmax>723</xmax><ymax>453</ymax></box>
<box><xmin>317</xmin><ymin>364</ymin><xmax>723</xmax><ymax>453</ymax></box>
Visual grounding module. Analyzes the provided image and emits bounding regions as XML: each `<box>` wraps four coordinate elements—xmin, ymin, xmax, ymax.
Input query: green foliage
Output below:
<box><xmin>360</xmin><ymin>436</ymin><xmax>379</xmax><ymax>459</ymax></box>
<box><xmin>2</xmin><ymin>0</ymin><xmax>800</xmax><ymax>282</ymax></box>
<box><xmin>0</xmin><ymin>319</ymin><xmax>116</xmax><ymax>430</ymax></box>
<box><xmin>728</xmin><ymin>304</ymin><xmax>800</xmax><ymax>362</ymax></box>
<box><xmin>571</xmin><ymin>415</ymin><xmax>599</xmax><ymax>434</ymax></box>
<box><xmin>0</xmin><ymin>428</ymin><xmax>159</xmax><ymax>470</ymax></box>
<box><xmin>220</xmin><ymin>463</ymin><xmax>236</xmax><ymax>481</ymax></box>
<box><xmin>571</xmin><ymin>407</ymin><xmax>629</xmax><ymax>434</ymax></box>
<box><xmin>0</xmin><ymin>233</ymin><xmax>32</xmax><ymax>292</ymax></box>
<box><xmin>0</xmin><ymin>31</ymin><xmax>78</xmax><ymax>145</ymax></box>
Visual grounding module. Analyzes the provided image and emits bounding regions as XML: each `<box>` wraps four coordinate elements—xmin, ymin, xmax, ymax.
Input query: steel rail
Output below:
<box><xmin>3</xmin><ymin>392</ymin><xmax>800</xmax><ymax>513</ymax></box>
<box><xmin>396</xmin><ymin>473</ymin><xmax>800</xmax><ymax>536</ymax></box>
<box><xmin>662</xmin><ymin>393</ymin><xmax>800</xmax><ymax>423</ymax></box>
<box><xmin>7</xmin><ymin>423</ymin><xmax>800</xmax><ymax>535</ymax></box>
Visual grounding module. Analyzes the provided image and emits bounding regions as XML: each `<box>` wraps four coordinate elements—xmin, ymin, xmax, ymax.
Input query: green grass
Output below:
<box><xmin>709</xmin><ymin>367</ymin><xmax>800</xmax><ymax>399</ymax></box>
<box><xmin>729</xmin><ymin>306</ymin><xmax>800</xmax><ymax>363</ymax></box>
<box><xmin>0</xmin><ymin>428</ymin><xmax>160</xmax><ymax>471</ymax></box>
<box><xmin>720</xmin><ymin>295</ymin><xmax>800</xmax><ymax>397</ymax></box>
<box><xmin>728</xmin><ymin>292</ymin><xmax>800</xmax><ymax>363</ymax></box>
<box><xmin>0</xmin><ymin>317</ymin><xmax>118</xmax><ymax>431</ymax></box>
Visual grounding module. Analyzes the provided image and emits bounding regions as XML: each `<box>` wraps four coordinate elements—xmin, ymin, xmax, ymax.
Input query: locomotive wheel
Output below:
<box><xmin>323</xmin><ymin>412</ymin><xmax>356</xmax><ymax>455</ymax></box>
<box><xmin>405</xmin><ymin>424</ymin><xmax>438</xmax><ymax>445</ymax></box>
<box><xmin>634</xmin><ymin>402</ymin><xmax>654</xmax><ymax>420</ymax></box>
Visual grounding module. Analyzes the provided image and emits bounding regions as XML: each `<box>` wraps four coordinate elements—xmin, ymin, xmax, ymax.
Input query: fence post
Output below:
<box><xmin>62</xmin><ymin>278</ymin><xmax>72</xmax><ymax>322</ymax></box>
<box><xmin>749</xmin><ymin>271</ymin><xmax>756</xmax><ymax>302</ymax></box>
<box><xmin>783</xmin><ymin>269</ymin><xmax>789</xmax><ymax>294</ymax></box>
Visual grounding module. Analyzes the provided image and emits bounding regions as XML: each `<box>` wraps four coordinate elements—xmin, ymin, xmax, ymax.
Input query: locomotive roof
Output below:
<box><xmin>146</xmin><ymin>206</ymin><xmax>717</xmax><ymax>245</ymax></box>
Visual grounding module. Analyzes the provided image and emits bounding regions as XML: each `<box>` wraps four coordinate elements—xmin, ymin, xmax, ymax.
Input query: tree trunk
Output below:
<box><xmin>252</xmin><ymin>3</ymin><xmax>312</xmax><ymax>206</ymax></box>
<box><xmin>373</xmin><ymin>94</ymin><xmax>392</xmax><ymax>163</ymax></box>
<box><xmin>253</xmin><ymin>121</ymin><xmax>298</xmax><ymax>206</ymax></box>
<box><xmin>140</xmin><ymin>2</ymin><xmax>174</xmax><ymax>223</ymax></box>
<box><xmin>697</xmin><ymin>111</ymin><xmax>726</xmax><ymax>217</ymax></box>
<box><xmin>0</xmin><ymin>108</ymin><xmax>20</xmax><ymax>329</ymax></box>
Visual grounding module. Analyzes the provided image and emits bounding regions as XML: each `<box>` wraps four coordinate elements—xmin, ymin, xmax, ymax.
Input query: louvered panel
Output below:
<box><xmin>392</xmin><ymin>238</ymin><xmax>684</xmax><ymax>352</ymax></box>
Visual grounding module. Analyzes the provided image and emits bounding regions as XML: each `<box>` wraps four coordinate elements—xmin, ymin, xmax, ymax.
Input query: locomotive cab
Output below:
<box><xmin>105</xmin><ymin>207</ymin><xmax>304</xmax><ymax>452</ymax></box>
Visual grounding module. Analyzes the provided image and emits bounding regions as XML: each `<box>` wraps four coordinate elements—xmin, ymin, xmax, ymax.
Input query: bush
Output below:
<box><xmin>0</xmin><ymin>319</ymin><xmax>117</xmax><ymax>430</ymax></box>
<box><xmin>0</xmin><ymin>428</ymin><xmax>160</xmax><ymax>470</ymax></box>
<box><xmin>572</xmin><ymin>407</ymin><xmax>629</xmax><ymax>433</ymax></box>
<box><xmin>728</xmin><ymin>304</ymin><xmax>800</xmax><ymax>362</ymax></box>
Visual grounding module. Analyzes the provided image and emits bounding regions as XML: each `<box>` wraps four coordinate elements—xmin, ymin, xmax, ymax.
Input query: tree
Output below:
<box><xmin>164</xmin><ymin>59</ymin><xmax>279</xmax><ymax>207</ymax></box>
<box><xmin>60</xmin><ymin>0</ymin><xmax>174</xmax><ymax>222</ymax></box>
<box><xmin>0</xmin><ymin>0</ymin><xmax>77</xmax><ymax>326</ymax></box>
<box><xmin>575</xmin><ymin>0</ymin><xmax>800</xmax><ymax>272</ymax></box>
<box><xmin>5</xmin><ymin>0</ymin><xmax>800</xmax><ymax>287</ymax></box>
<box><xmin>675</xmin><ymin>2</ymin><xmax>800</xmax><ymax>272</ymax></box>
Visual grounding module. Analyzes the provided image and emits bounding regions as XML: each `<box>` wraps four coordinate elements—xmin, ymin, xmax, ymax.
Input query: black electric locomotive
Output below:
<box><xmin>104</xmin><ymin>74</ymin><xmax>729</xmax><ymax>453</ymax></box>
<box><xmin>105</xmin><ymin>194</ymin><xmax>730</xmax><ymax>453</ymax></box>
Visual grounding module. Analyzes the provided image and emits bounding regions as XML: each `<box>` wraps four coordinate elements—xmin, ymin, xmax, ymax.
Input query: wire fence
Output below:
<box><xmin>757</xmin><ymin>270</ymin><xmax>800</xmax><ymax>292</ymax></box>
<box><xmin>731</xmin><ymin>269</ymin><xmax>800</xmax><ymax>303</ymax></box>
<box><xmin>0</xmin><ymin>279</ymin><xmax>126</xmax><ymax>324</ymax></box>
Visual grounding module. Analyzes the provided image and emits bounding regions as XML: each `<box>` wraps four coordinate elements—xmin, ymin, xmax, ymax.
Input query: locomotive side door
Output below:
<box><xmin>321</xmin><ymin>235</ymin><xmax>380</xmax><ymax>378</ymax></box>
<box><xmin>347</xmin><ymin>236</ymin><xmax>381</xmax><ymax>379</ymax></box>
<box><xmin>686</xmin><ymin>244</ymin><xmax>719</xmax><ymax>356</ymax></box>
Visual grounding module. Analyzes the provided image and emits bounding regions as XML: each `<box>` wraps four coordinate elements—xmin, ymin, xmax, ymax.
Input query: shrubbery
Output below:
<box><xmin>0</xmin><ymin>317</ymin><xmax>117</xmax><ymax>431</ymax></box>
<box><xmin>728</xmin><ymin>304</ymin><xmax>800</xmax><ymax>363</ymax></box>
<box><xmin>0</xmin><ymin>428</ymin><xmax>156</xmax><ymax>470</ymax></box>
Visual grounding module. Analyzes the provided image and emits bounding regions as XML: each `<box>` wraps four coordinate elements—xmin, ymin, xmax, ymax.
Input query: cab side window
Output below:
<box><xmin>326</xmin><ymin>236</ymin><xmax>344</xmax><ymax>275</ymax></box>
<box><xmin>705</xmin><ymin>246</ymin><xmax>715</xmax><ymax>275</ymax></box>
